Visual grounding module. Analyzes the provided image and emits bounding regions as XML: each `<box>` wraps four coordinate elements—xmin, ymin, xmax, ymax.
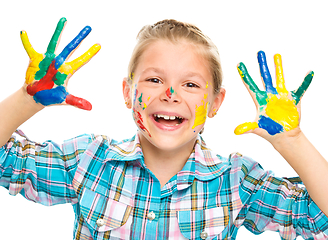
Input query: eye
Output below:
<box><xmin>184</xmin><ymin>82</ymin><xmax>199</xmax><ymax>88</ymax></box>
<box><xmin>146</xmin><ymin>78</ymin><xmax>162</xmax><ymax>84</ymax></box>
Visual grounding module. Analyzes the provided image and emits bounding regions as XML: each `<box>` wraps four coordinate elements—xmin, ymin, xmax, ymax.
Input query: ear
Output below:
<box><xmin>208</xmin><ymin>87</ymin><xmax>226</xmax><ymax>118</ymax></box>
<box><xmin>122</xmin><ymin>77</ymin><xmax>132</xmax><ymax>109</ymax></box>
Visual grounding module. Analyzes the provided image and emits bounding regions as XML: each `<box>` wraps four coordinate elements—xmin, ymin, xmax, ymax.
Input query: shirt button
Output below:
<box><xmin>147</xmin><ymin>211</ymin><xmax>156</xmax><ymax>220</ymax></box>
<box><xmin>200</xmin><ymin>231</ymin><xmax>208</xmax><ymax>239</ymax></box>
<box><xmin>96</xmin><ymin>219</ymin><xmax>105</xmax><ymax>227</ymax></box>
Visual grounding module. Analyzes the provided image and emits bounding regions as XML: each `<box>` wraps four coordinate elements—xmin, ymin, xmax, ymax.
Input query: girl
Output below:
<box><xmin>0</xmin><ymin>18</ymin><xmax>327</xmax><ymax>240</ymax></box>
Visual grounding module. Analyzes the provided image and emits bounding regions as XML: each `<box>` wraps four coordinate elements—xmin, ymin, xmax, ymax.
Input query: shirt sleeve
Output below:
<box><xmin>232</xmin><ymin>154</ymin><xmax>328</xmax><ymax>239</ymax></box>
<box><xmin>0</xmin><ymin>131</ymin><xmax>92</xmax><ymax>206</ymax></box>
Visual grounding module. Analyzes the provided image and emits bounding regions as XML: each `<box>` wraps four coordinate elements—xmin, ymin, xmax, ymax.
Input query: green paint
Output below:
<box><xmin>238</xmin><ymin>62</ymin><xmax>267</xmax><ymax>107</ymax></box>
<box><xmin>170</xmin><ymin>86</ymin><xmax>175</xmax><ymax>95</ymax></box>
<box><xmin>138</xmin><ymin>93</ymin><xmax>143</xmax><ymax>107</ymax></box>
<box><xmin>35</xmin><ymin>54</ymin><xmax>55</xmax><ymax>80</ymax></box>
<box><xmin>291</xmin><ymin>71</ymin><xmax>314</xmax><ymax>105</ymax></box>
<box><xmin>34</xmin><ymin>18</ymin><xmax>66</xmax><ymax>81</ymax></box>
<box><xmin>47</xmin><ymin>17</ymin><xmax>66</xmax><ymax>54</ymax></box>
<box><xmin>54</xmin><ymin>72</ymin><xmax>67</xmax><ymax>86</ymax></box>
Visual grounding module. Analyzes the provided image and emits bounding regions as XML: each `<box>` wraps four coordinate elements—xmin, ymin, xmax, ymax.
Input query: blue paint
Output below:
<box><xmin>33</xmin><ymin>86</ymin><xmax>68</xmax><ymax>106</ymax></box>
<box><xmin>55</xmin><ymin>26</ymin><xmax>92</xmax><ymax>69</ymax></box>
<box><xmin>257</xmin><ymin>51</ymin><xmax>277</xmax><ymax>94</ymax></box>
<box><xmin>258</xmin><ymin>115</ymin><xmax>283</xmax><ymax>135</ymax></box>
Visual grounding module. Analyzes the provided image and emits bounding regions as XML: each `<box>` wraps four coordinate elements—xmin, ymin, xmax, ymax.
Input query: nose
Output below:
<box><xmin>161</xmin><ymin>86</ymin><xmax>180</xmax><ymax>103</ymax></box>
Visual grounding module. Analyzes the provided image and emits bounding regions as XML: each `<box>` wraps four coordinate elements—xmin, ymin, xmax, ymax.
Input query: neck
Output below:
<box><xmin>138</xmin><ymin>132</ymin><xmax>196</xmax><ymax>187</ymax></box>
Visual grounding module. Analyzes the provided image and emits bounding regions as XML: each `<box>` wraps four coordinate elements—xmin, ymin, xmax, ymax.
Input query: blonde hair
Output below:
<box><xmin>127</xmin><ymin>19</ymin><xmax>223</xmax><ymax>94</ymax></box>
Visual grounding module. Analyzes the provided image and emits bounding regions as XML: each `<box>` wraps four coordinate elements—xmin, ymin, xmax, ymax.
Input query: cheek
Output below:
<box><xmin>132</xmin><ymin>87</ymin><xmax>152</xmax><ymax>111</ymax></box>
<box><xmin>191</xmin><ymin>94</ymin><xmax>210</xmax><ymax>129</ymax></box>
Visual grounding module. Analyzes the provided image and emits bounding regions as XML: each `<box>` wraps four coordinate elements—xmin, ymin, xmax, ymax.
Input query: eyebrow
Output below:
<box><xmin>141</xmin><ymin>67</ymin><xmax>165</xmax><ymax>75</ymax></box>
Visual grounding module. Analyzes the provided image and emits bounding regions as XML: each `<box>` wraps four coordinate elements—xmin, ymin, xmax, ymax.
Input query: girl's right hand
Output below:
<box><xmin>21</xmin><ymin>17</ymin><xmax>101</xmax><ymax>110</ymax></box>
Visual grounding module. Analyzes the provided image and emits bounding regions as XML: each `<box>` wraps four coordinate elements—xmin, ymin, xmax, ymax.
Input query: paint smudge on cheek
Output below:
<box><xmin>133</xmin><ymin>109</ymin><xmax>151</xmax><ymax>137</ymax></box>
<box><xmin>192</xmin><ymin>100</ymin><xmax>209</xmax><ymax>129</ymax></box>
<box><xmin>138</xmin><ymin>93</ymin><xmax>143</xmax><ymax>107</ymax></box>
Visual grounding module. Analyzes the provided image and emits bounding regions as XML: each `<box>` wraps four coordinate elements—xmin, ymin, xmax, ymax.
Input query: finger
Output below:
<box><xmin>237</xmin><ymin>62</ymin><xmax>268</xmax><ymax>107</ymax></box>
<box><xmin>257</xmin><ymin>51</ymin><xmax>277</xmax><ymax>94</ymax></box>
<box><xmin>65</xmin><ymin>94</ymin><xmax>92</xmax><ymax>110</ymax></box>
<box><xmin>234</xmin><ymin>122</ymin><xmax>259</xmax><ymax>135</ymax></box>
<box><xmin>274</xmin><ymin>54</ymin><xmax>288</xmax><ymax>95</ymax></box>
<box><xmin>20</xmin><ymin>31</ymin><xmax>44</xmax><ymax>84</ymax></box>
<box><xmin>59</xmin><ymin>44</ymin><xmax>101</xmax><ymax>75</ymax></box>
<box><xmin>46</xmin><ymin>17</ymin><xmax>67</xmax><ymax>55</ymax></box>
<box><xmin>54</xmin><ymin>26</ymin><xmax>92</xmax><ymax>69</ymax></box>
<box><xmin>20</xmin><ymin>31</ymin><xmax>42</xmax><ymax>60</ymax></box>
<box><xmin>291</xmin><ymin>71</ymin><xmax>314</xmax><ymax>105</ymax></box>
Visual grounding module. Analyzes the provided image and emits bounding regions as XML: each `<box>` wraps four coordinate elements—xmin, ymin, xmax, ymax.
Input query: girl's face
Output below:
<box><xmin>123</xmin><ymin>40</ymin><xmax>225</xmax><ymax>153</ymax></box>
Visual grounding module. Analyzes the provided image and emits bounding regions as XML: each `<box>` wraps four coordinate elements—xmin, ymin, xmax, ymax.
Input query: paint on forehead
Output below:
<box><xmin>192</xmin><ymin>100</ymin><xmax>209</xmax><ymax>129</ymax></box>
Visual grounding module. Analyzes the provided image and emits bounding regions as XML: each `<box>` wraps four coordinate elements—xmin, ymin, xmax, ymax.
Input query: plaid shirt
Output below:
<box><xmin>0</xmin><ymin>131</ymin><xmax>328</xmax><ymax>240</ymax></box>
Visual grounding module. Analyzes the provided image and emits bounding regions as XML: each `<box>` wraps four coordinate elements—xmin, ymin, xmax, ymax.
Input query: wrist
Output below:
<box><xmin>20</xmin><ymin>86</ymin><xmax>45</xmax><ymax>112</ymax></box>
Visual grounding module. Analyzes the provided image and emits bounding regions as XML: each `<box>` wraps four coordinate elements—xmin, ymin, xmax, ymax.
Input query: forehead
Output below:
<box><xmin>135</xmin><ymin>40</ymin><xmax>212</xmax><ymax>82</ymax></box>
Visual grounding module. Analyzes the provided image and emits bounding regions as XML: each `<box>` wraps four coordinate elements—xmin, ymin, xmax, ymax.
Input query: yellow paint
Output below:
<box><xmin>265</xmin><ymin>94</ymin><xmax>299</xmax><ymax>131</ymax></box>
<box><xmin>212</xmin><ymin>108</ymin><xmax>217</xmax><ymax>116</ymax></box>
<box><xmin>274</xmin><ymin>54</ymin><xmax>288</xmax><ymax>94</ymax></box>
<box><xmin>20</xmin><ymin>31</ymin><xmax>43</xmax><ymax>84</ymax></box>
<box><xmin>204</xmin><ymin>93</ymin><xmax>208</xmax><ymax>99</ymax></box>
<box><xmin>206</xmin><ymin>81</ymin><xmax>209</xmax><ymax>88</ymax></box>
<box><xmin>147</xmin><ymin>96</ymin><xmax>151</xmax><ymax>101</ymax></box>
<box><xmin>237</xmin><ymin>66</ymin><xmax>244</xmax><ymax>78</ymax></box>
<box><xmin>59</xmin><ymin>44</ymin><xmax>101</xmax><ymax>75</ymax></box>
<box><xmin>143</xmin><ymin>103</ymin><xmax>147</xmax><ymax>109</ymax></box>
<box><xmin>129</xmin><ymin>72</ymin><xmax>135</xmax><ymax>81</ymax></box>
<box><xmin>234</xmin><ymin>122</ymin><xmax>259</xmax><ymax>135</ymax></box>
<box><xmin>192</xmin><ymin>100</ymin><xmax>209</xmax><ymax>129</ymax></box>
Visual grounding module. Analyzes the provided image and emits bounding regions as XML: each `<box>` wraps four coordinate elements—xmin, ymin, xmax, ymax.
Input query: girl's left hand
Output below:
<box><xmin>235</xmin><ymin>51</ymin><xmax>313</xmax><ymax>142</ymax></box>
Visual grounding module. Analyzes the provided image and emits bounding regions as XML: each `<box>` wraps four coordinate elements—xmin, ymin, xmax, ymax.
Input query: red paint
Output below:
<box><xmin>166</xmin><ymin>88</ymin><xmax>172</xmax><ymax>99</ymax></box>
<box><xmin>66</xmin><ymin>94</ymin><xmax>92</xmax><ymax>111</ymax></box>
<box><xmin>134</xmin><ymin>110</ymin><xmax>151</xmax><ymax>137</ymax></box>
<box><xmin>27</xmin><ymin>61</ymin><xmax>57</xmax><ymax>96</ymax></box>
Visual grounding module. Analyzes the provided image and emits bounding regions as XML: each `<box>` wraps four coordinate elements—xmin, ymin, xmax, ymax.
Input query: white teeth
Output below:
<box><xmin>154</xmin><ymin>114</ymin><xmax>183</xmax><ymax>120</ymax></box>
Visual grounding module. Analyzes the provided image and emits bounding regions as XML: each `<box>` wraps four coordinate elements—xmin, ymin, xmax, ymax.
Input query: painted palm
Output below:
<box><xmin>21</xmin><ymin>17</ymin><xmax>100</xmax><ymax>110</ymax></box>
<box><xmin>235</xmin><ymin>51</ymin><xmax>313</xmax><ymax>135</ymax></box>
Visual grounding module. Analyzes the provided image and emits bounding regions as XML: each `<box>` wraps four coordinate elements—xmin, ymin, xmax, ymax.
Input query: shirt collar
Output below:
<box><xmin>104</xmin><ymin>134</ymin><xmax>228</xmax><ymax>183</ymax></box>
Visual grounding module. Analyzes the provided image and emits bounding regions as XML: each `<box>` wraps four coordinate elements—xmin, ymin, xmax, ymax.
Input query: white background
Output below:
<box><xmin>0</xmin><ymin>0</ymin><xmax>327</xmax><ymax>239</ymax></box>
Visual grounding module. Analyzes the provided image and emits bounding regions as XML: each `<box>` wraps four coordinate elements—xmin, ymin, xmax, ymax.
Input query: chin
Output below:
<box><xmin>139</xmin><ymin>130</ymin><xmax>198</xmax><ymax>152</ymax></box>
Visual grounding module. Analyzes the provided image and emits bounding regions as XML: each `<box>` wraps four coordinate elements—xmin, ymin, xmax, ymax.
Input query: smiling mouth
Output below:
<box><xmin>153</xmin><ymin>114</ymin><xmax>184</xmax><ymax>126</ymax></box>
